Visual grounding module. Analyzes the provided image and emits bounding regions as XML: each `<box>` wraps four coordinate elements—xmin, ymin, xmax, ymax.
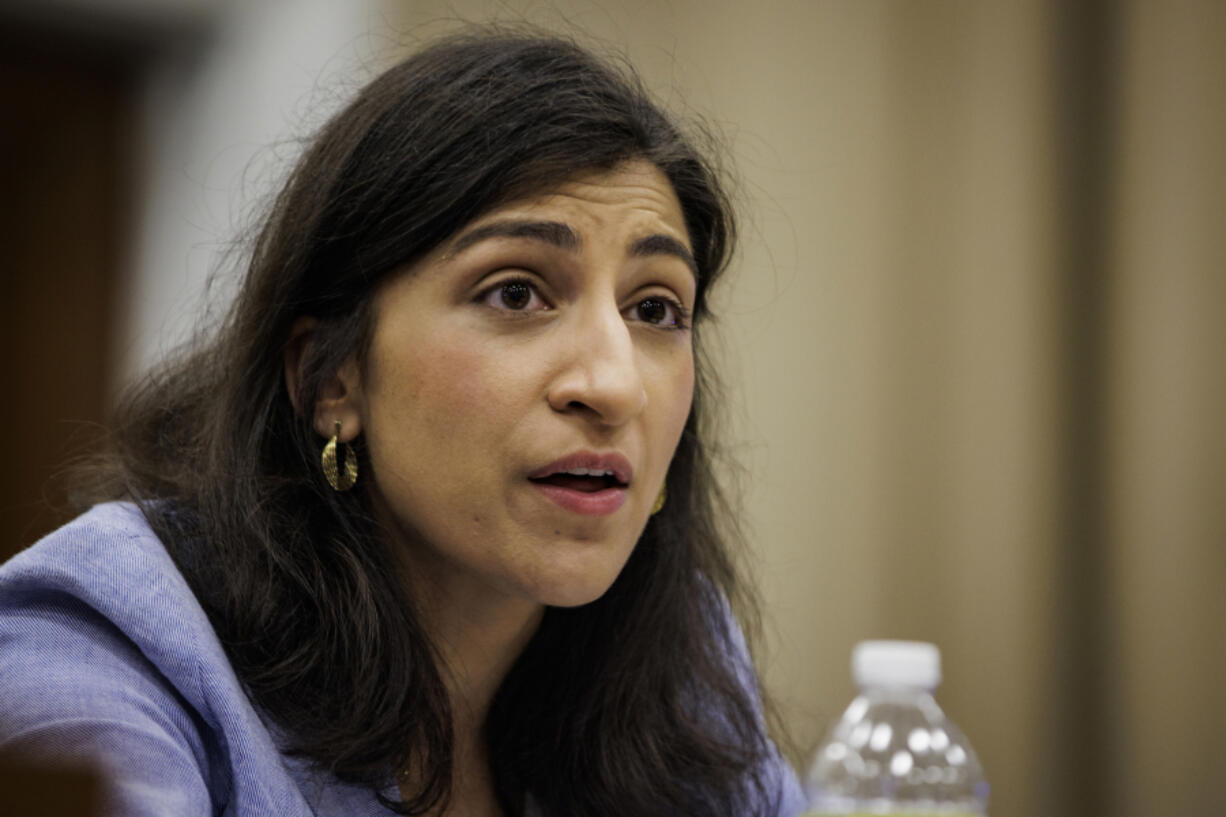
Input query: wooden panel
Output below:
<box><xmin>0</xmin><ymin>31</ymin><xmax>134</xmax><ymax>560</ymax></box>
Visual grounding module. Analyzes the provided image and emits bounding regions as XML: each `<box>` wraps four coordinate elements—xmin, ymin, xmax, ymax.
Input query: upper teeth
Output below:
<box><xmin>563</xmin><ymin>468</ymin><xmax>614</xmax><ymax>477</ymax></box>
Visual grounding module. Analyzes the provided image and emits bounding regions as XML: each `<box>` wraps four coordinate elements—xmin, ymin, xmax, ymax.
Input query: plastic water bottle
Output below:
<box><xmin>804</xmin><ymin>641</ymin><xmax>989</xmax><ymax>816</ymax></box>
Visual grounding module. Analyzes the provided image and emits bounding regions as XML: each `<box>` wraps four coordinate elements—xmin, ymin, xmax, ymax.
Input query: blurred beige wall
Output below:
<box><xmin>1108</xmin><ymin>2</ymin><xmax>1226</xmax><ymax>816</ymax></box>
<box><xmin>381</xmin><ymin>4</ymin><xmax>1224</xmax><ymax>817</ymax></box>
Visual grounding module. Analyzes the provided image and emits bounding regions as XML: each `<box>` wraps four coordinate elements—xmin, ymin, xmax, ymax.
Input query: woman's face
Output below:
<box><xmin>346</xmin><ymin>160</ymin><xmax>696</xmax><ymax>609</ymax></box>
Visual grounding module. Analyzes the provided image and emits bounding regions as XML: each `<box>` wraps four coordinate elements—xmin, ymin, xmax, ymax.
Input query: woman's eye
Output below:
<box><xmin>626</xmin><ymin>296</ymin><xmax>689</xmax><ymax>329</ymax></box>
<box><xmin>482</xmin><ymin>279</ymin><xmax>546</xmax><ymax>311</ymax></box>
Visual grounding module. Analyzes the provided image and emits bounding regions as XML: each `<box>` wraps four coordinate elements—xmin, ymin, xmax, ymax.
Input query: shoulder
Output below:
<box><xmin>0</xmin><ymin>502</ymin><xmax>214</xmax><ymax>702</ymax></box>
<box><xmin>0</xmin><ymin>503</ymin><xmax>311</xmax><ymax>815</ymax></box>
<box><xmin>0</xmin><ymin>504</ymin><xmax>348</xmax><ymax>815</ymax></box>
<box><xmin>3</xmin><ymin>501</ymin><xmax>178</xmax><ymax>597</ymax></box>
<box><xmin>0</xmin><ymin>504</ymin><xmax>216</xmax><ymax>812</ymax></box>
<box><xmin>709</xmin><ymin>595</ymin><xmax>808</xmax><ymax>817</ymax></box>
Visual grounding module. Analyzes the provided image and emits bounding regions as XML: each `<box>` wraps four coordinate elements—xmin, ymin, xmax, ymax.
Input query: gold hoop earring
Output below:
<box><xmin>651</xmin><ymin>483</ymin><xmax>667</xmax><ymax>515</ymax></box>
<box><xmin>321</xmin><ymin>421</ymin><xmax>358</xmax><ymax>492</ymax></box>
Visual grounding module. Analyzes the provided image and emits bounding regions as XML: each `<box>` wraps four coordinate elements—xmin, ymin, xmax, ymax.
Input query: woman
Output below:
<box><xmin>0</xmin><ymin>31</ymin><xmax>803</xmax><ymax>817</ymax></box>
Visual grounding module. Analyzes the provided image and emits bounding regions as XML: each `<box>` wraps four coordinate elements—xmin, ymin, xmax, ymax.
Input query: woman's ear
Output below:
<box><xmin>284</xmin><ymin>317</ymin><xmax>364</xmax><ymax>441</ymax></box>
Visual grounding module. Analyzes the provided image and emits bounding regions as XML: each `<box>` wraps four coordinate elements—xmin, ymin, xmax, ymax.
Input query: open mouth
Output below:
<box><xmin>527</xmin><ymin>454</ymin><xmax>632</xmax><ymax>516</ymax></box>
<box><xmin>528</xmin><ymin>469</ymin><xmax>626</xmax><ymax>493</ymax></box>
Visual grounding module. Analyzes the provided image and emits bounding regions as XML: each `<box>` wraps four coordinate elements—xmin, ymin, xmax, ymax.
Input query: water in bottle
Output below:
<box><xmin>804</xmin><ymin>641</ymin><xmax>989</xmax><ymax>816</ymax></box>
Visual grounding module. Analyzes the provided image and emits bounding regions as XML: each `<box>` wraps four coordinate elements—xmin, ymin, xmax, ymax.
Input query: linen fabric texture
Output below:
<box><xmin>0</xmin><ymin>503</ymin><xmax>805</xmax><ymax>816</ymax></box>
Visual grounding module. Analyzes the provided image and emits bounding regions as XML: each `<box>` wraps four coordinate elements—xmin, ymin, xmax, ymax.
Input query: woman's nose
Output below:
<box><xmin>546</xmin><ymin>304</ymin><xmax>648</xmax><ymax>427</ymax></box>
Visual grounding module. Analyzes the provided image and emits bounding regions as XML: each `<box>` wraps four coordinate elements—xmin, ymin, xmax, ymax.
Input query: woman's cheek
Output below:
<box><xmin>659</xmin><ymin>352</ymin><xmax>695</xmax><ymax>437</ymax></box>
<box><xmin>404</xmin><ymin>332</ymin><xmax>528</xmax><ymax>433</ymax></box>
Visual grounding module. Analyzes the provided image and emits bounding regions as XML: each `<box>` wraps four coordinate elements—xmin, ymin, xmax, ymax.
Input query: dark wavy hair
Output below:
<box><xmin>76</xmin><ymin>30</ymin><xmax>781</xmax><ymax>816</ymax></box>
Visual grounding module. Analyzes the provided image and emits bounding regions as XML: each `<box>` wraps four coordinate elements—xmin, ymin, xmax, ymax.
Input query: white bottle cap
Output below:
<box><xmin>852</xmin><ymin>640</ymin><xmax>942</xmax><ymax>689</ymax></box>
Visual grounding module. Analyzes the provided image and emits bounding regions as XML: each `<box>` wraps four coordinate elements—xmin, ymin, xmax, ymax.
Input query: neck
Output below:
<box><xmin>427</xmin><ymin>580</ymin><xmax>544</xmax><ymax>735</ymax></box>
<box><xmin>371</xmin><ymin>502</ymin><xmax>545</xmax><ymax>722</ymax></box>
<box><xmin>404</xmin><ymin>582</ymin><xmax>542</xmax><ymax>817</ymax></box>
<box><xmin>373</xmin><ymin>500</ymin><xmax>544</xmax><ymax>815</ymax></box>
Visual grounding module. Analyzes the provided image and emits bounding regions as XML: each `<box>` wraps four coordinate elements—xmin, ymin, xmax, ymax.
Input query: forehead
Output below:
<box><xmin>467</xmin><ymin>160</ymin><xmax>690</xmax><ymax>244</ymax></box>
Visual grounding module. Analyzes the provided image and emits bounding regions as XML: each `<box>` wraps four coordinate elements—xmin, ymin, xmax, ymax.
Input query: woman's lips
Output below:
<box><xmin>526</xmin><ymin>451</ymin><xmax>633</xmax><ymax>485</ymax></box>
<box><xmin>530</xmin><ymin>481</ymin><xmax>628</xmax><ymax>516</ymax></box>
<box><xmin>527</xmin><ymin>450</ymin><xmax>633</xmax><ymax>516</ymax></box>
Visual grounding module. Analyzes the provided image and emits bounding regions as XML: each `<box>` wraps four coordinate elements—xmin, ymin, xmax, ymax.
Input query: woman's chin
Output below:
<box><xmin>525</xmin><ymin>569</ymin><xmax>622</xmax><ymax>609</ymax></box>
<box><xmin>507</xmin><ymin>533</ymin><xmax>638</xmax><ymax>608</ymax></box>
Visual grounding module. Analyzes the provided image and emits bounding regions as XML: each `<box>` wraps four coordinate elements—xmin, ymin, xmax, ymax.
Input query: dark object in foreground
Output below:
<box><xmin>0</xmin><ymin>751</ymin><xmax>101</xmax><ymax>817</ymax></box>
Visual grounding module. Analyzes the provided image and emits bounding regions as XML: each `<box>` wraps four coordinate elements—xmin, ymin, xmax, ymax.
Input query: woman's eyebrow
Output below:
<box><xmin>630</xmin><ymin>234</ymin><xmax>697</xmax><ymax>279</ymax></box>
<box><xmin>449</xmin><ymin>219</ymin><xmax>579</xmax><ymax>255</ymax></box>
<box><xmin>447</xmin><ymin>218</ymin><xmax>698</xmax><ymax>279</ymax></box>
